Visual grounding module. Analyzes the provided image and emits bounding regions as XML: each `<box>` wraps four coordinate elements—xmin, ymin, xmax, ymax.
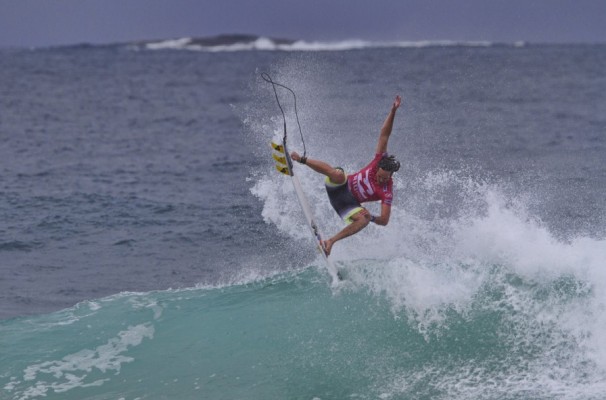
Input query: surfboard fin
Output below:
<box><xmin>272</xmin><ymin>153</ymin><xmax>287</xmax><ymax>165</ymax></box>
<box><xmin>275</xmin><ymin>164</ymin><xmax>290</xmax><ymax>175</ymax></box>
<box><xmin>271</xmin><ymin>141</ymin><xmax>285</xmax><ymax>153</ymax></box>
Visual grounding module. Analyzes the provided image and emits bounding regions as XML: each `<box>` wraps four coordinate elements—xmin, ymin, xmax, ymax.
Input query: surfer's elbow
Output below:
<box><xmin>372</xmin><ymin>215</ymin><xmax>389</xmax><ymax>226</ymax></box>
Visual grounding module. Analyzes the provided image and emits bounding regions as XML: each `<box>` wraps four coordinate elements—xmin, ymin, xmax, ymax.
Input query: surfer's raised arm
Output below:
<box><xmin>375</xmin><ymin>95</ymin><xmax>401</xmax><ymax>155</ymax></box>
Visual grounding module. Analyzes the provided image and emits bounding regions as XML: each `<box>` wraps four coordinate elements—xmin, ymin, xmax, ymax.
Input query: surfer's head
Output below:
<box><xmin>377</xmin><ymin>155</ymin><xmax>400</xmax><ymax>183</ymax></box>
<box><xmin>378</xmin><ymin>155</ymin><xmax>400</xmax><ymax>173</ymax></box>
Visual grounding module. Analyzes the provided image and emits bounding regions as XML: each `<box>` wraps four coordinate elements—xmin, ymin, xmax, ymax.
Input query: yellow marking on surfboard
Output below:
<box><xmin>272</xmin><ymin>153</ymin><xmax>287</xmax><ymax>164</ymax></box>
<box><xmin>271</xmin><ymin>141</ymin><xmax>285</xmax><ymax>153</ymax></box>
<box><xmin>275</xmin><ymin>165</ymin><xmax>290</xmax><ymax>175</ymax></box>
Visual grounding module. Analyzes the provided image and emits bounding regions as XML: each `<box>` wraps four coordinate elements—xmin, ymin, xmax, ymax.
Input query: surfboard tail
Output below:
<box><xmin>271</xmin><ymin>141</ymin><xmax>293</xmax><ymax>176</ymax></box>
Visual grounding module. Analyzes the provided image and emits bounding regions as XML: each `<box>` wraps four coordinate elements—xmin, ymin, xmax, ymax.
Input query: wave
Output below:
<box><xmin>3</xmin><ymin>158</ymin><xmax>606</xmax><ymax>398</ymax></box>
<box><xmin>2</xmin><ymin>259</ymin><xmax>606</xmax><ymax>400</ymax></box>
<box><xmin>135</xmin><ymin>35</ymin><xmax>525</xmax><ymax>52</ymax></box>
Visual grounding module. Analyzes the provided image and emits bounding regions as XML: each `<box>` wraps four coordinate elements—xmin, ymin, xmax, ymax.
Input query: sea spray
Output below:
<box><xmin>249</xmin><ymin>133</ymin><xmax>606</xmax><ymax>398</ymax></box>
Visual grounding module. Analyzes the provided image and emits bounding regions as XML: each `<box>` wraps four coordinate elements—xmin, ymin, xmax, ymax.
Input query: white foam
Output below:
<box><xmin>381</xmin><ymin>349</ymin><xmax>606</xmax><ymax>400</ymax></box>
<box><xmin>145</xmin><ymin>37</ymin><xmax>193</xmax><ymax>50</ymax></box>
<box><xmin>12</xmin><ymin>324</ymin><xmax>154</xmax><ymax>399</ymax></box>
<box><xmin>250</xmin><ymin>171</ymin><xmax>311</xmax><ymax>242</ymax></box>
<box><xmin>142</xmin><ymin>37</ymin><xmax>505</xmax><ymax>52</ymax></box>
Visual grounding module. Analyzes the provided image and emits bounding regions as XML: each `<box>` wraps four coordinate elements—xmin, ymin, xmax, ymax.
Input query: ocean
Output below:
<box><xmin>1</xmin><ymin>37</ymin><xmax>605</xmax><ymax>399</ymax></box>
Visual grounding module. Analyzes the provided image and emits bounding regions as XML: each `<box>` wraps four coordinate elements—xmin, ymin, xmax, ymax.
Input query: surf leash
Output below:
<box><xmin>261</xmin><ymin>73</ymin><xmax>307</xmax><ymax>161</ymax></box>
<box><xmin>262</xmin><ymin>73</ymin><xmax>341</xmax><ymax>284</ymax></box>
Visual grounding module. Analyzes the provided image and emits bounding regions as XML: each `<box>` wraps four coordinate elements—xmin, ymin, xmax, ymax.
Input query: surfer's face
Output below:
<box><xmin>377</xmin><ymin>168</ymin><xmax>391</xmax><ymax>184</ymax></box>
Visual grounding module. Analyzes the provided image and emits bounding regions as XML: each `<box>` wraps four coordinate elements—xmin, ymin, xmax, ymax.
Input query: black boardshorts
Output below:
<box><xmin>325</xmin><ymin>168</ymin><xmax>364</xmax><ymax>224</ymax></box>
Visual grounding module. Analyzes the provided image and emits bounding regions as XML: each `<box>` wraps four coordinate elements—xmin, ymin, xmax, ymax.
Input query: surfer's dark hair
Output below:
<box><xmin>378</xmin><ymin>155</ymin><xmax>400</xmax><ymax>172</ymax></box>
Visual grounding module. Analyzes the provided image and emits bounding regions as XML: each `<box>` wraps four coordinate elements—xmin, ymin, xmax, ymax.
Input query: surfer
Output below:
<box><xmin>291</xmin><ymin>95</ymin><xmax>402</xmax><ymax>255</ymax></box>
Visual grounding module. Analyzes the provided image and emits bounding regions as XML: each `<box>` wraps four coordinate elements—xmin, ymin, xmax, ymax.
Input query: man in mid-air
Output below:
<box><xmin>291</xmin><ymin>95</ymin><xmax>402</xmax><ymax>255</ymax></box>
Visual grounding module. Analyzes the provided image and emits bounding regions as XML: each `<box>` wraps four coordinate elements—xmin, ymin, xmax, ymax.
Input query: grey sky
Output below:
<box><xmin>1</xmin><ymin>0</ymin><xmax>605</xmax><ymax>47</ymax></box>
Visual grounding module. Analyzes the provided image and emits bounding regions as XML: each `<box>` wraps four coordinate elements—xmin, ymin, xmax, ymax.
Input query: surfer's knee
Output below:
<box><xmin>327</xmin><ymin>167</ymin><xmax>346</xmax><ymax>185</ymax></box>
<box><xmin>351</xmin><ymin>209</ymin><xmax>371</xmax><ymax>227</ymax></box>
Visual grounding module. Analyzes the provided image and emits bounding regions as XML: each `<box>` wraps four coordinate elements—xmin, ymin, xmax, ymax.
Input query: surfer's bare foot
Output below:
<box><xmin>291</xmin><ymin>151</ymin><xmax>301</xmax><ymax>162</ymax></box>
<box><xmin>322</xmin><ymin>239</ymin><xmax>334</xmax><ymax>256</ymax></box>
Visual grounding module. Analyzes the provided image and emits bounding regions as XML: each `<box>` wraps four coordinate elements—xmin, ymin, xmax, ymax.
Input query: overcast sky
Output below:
<box><xmin>1</xmin><ymin>0</ymin><xmax>605</xmax><ymax>47</ymax></box>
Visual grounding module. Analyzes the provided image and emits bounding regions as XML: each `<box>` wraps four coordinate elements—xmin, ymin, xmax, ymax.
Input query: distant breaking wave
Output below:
<box><xmin>134</xmin><ymin>34</ymin><xmax>526</xmax><ymax>52</ymax></box>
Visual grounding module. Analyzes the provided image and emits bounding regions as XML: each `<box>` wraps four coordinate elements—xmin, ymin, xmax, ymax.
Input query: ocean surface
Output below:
<box><xmin>1</xmin><ymin>38</ymin><xmax>606</xmax><ymax>399</ymax></box>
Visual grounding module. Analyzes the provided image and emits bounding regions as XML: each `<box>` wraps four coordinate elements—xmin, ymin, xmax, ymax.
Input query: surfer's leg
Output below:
<box><xmin>323</xmin><ymin>208</ymin><xmax>370</xmax><ymax>255</ymax></box>
<box><xmin>291</xmin><ymin>152</ymin><xmax>346</xmax><ymax>184</ymax></box>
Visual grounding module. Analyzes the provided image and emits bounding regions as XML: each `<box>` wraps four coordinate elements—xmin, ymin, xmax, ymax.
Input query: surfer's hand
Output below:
<box><xmin>393</xmin><ymin>95</ymin><xmax>401</xmax><ymax>110</ymax></box>
<box><xmin>291</xmin><ymin>152</ymin><xmax>301</xmax><ymax>162</ymax></box>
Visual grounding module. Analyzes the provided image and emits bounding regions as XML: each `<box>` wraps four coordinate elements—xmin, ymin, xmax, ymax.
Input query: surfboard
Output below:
<box><xmin>271</xmin><ymin>140</ymin><xmax>340</xmax><ymax>285</ymax></box>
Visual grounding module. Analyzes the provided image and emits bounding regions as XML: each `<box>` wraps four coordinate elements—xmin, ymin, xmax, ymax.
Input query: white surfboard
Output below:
<box><xmin>271</xmin><ymin>140</ymin><xmax>340</xmax><ymax>285</ymax></box>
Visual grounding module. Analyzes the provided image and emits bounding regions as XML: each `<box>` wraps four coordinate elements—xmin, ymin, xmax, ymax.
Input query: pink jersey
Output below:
<box><xmin>347</xmin><ymin>153</ymin><xmax>394</xmax><ymax>206</ymax></box>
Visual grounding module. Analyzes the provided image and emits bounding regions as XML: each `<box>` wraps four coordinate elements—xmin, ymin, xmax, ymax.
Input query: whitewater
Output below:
<box><xmin>1</xmin><ymin>40</ymin><xmax>605</xmax><ymax>399</ymax></box>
